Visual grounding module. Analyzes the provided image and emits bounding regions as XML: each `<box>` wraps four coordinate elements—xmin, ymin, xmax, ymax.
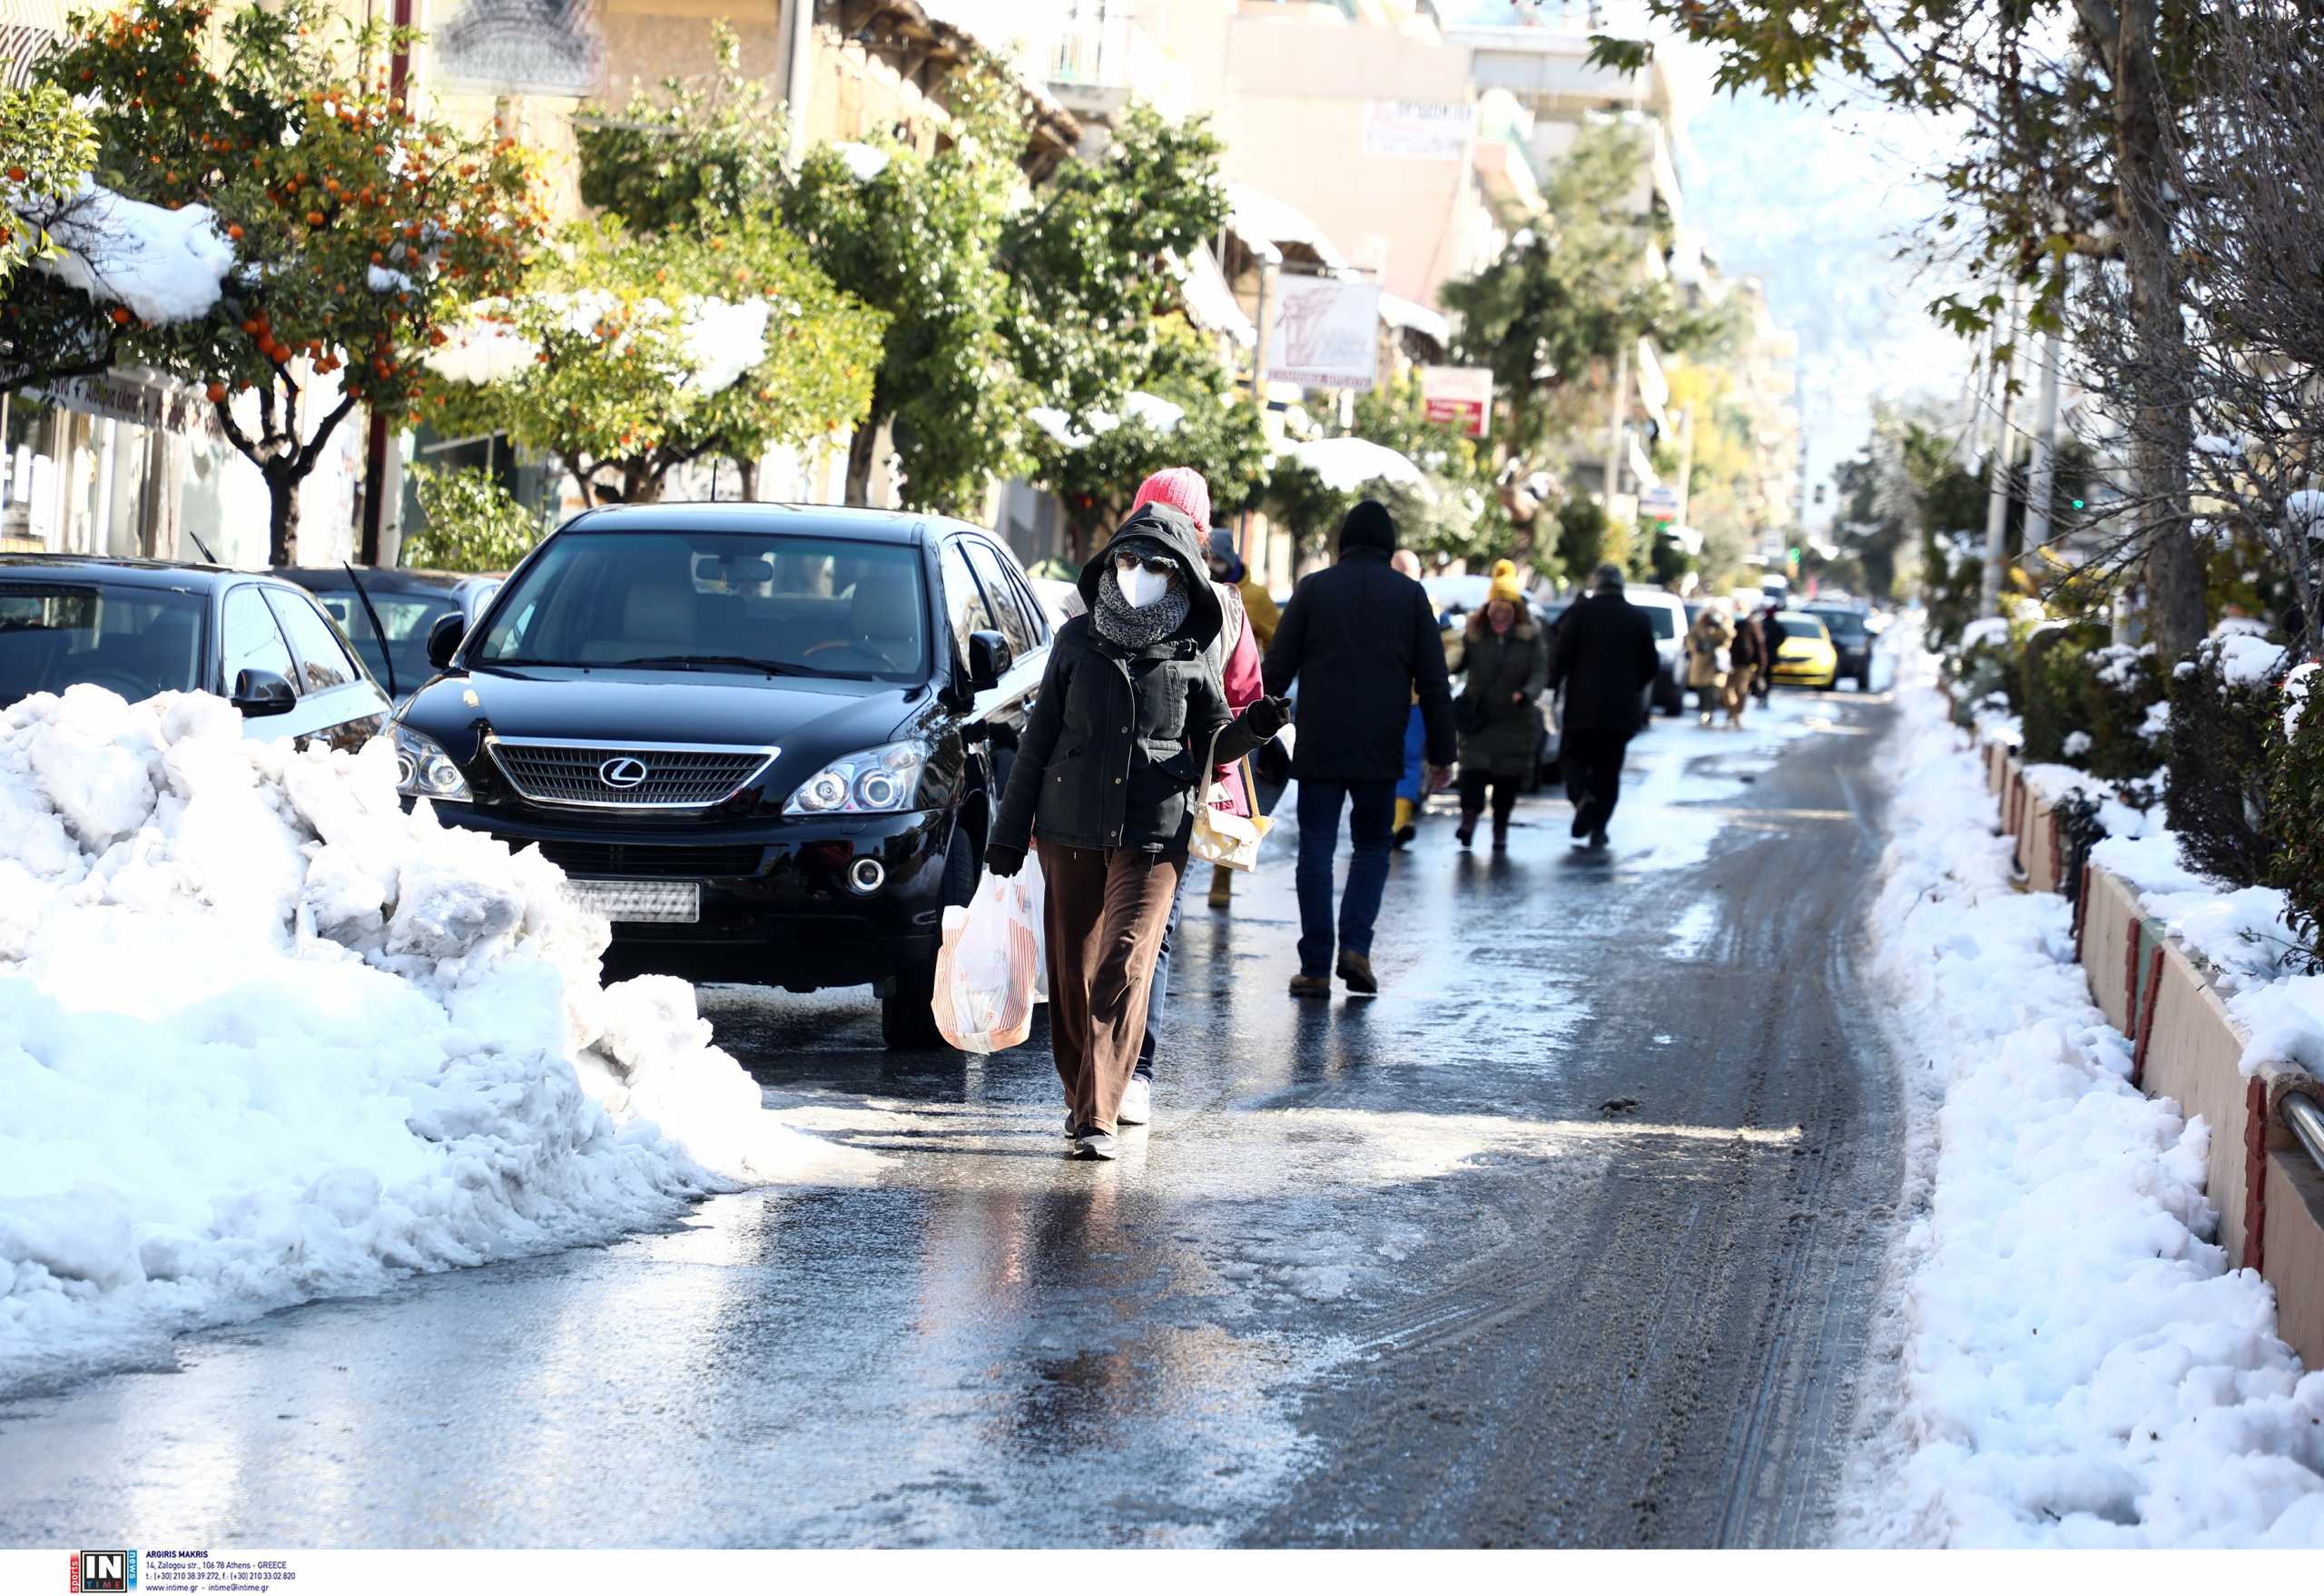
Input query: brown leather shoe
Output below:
<box><xmin>1288</xmin><ymin>972</ymin><xmax>1332</xmax><ymax>1000</ymax></box>
<box><xmin>1335</xmin><ymin>951</ymin><xmax>1379</xmax><ymax>995</ymax></box>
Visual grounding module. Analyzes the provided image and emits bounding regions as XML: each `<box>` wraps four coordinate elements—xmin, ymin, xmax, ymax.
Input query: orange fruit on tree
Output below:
<box><xmin>205</xmin><ymin>380</ymin><xmax>226</xmax><ymax>402</ymax></box>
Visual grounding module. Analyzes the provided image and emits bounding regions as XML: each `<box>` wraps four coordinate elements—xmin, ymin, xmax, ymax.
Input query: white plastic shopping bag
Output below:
<box><xmin>931</xmin><ymin>850</ymin><xmax>1045</xmax><ymax>1053</ymax></box>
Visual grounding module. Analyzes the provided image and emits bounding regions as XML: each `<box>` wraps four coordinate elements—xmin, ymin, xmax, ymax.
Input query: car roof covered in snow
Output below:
<box><xmin>0</xmin><ymin>553</ymin><xmax>275</xmax><ymax>591</ymax></box>
<box><xmin>556</xmin><ymin>502</ymin><xmax>983</xmax><ymax>546</ymax></box>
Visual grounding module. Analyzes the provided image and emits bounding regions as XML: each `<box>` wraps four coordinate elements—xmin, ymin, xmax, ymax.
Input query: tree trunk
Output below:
<box><xmin>734</xmin><ymin>457</ymin><xmax>760</xmax><ymax>501</ymax></box>
<box><xmin>267</xmin><ymin>469</ymin><xmax>300</xmax><ymax>566</ymax></box>
<box><xmin>843</xmin><ymin>422</ymin><xmax>879</xmax><ymax>507</ymax></box>
<box><xmin>2107</xmin><ymin>0</ymin><xmax>2207</xmax><ymax>658</ymax></box>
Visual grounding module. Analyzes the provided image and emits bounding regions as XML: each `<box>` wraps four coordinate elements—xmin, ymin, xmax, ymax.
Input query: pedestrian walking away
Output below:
<box><xmin>1389</xmin><ymin>549</ymin><xmax>1429</xmax><ymax>847</ymax></box>
<box><xmin>1262</xmin><ymin>498</ymin><xmax>1455</xmax><ymax>998</ymax></box>
<box><xmin>985</xmin><ymin>502</ymin><xmax>1288</xmax><ymax>1159</ymax></box>
<box><xmin>1685</xmin><ymin>601</ymin><xmax>1733</xmax><ymax>726</ymax></box>
<box><xmin>1727</xmin><ymin>605</ymin><xmax>1768</xmax><ymax>728</ymax></box>
<box><xmin>1120</xmin><ymin>471</ymin><xmax>1268</xmax><ymax>1128</ymax></box>
<box><xmin>1756</xmin><ymin>604</ymin><xmax>1785</xmax><ymax>704</ymax></box>
<box><xmin>1452</xmin><ymin>559</ymin><xmax>1548</xmax><ymax>851</ymax></box>
<box><xmin>1547</xmin><ymin>563</ymin><xmax>1659</xmax><ymax>850</ymax></box>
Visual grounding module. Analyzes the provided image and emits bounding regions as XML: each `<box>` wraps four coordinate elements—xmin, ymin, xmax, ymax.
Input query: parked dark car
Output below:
<box><xmin>1803</xmin><ymin>602</ymin><xmax>1878</xmax><ymax>690</ymax></box>
<box><xmin>0</xmin><ymin>555</ymin><xmax>391</xmax><ymax>747</ymax></box>
<box><xmin>281</xmin><ymin>566</ymin><xmax>500</xmax><ymax>707</ymax></box>
<box><xmin>387</xmin><ymin>502</ymin><xmax>1053</xmax><ymax>1046</ymax></box>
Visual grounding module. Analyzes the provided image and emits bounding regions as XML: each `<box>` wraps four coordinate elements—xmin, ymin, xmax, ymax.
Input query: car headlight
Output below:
<box><xmin>783</xmin><ymin>740</ymin><xmax>928</xmax><ymax>815</ymax></box>
<box><xmin>391</xmin><ymin>723</ymin><xmax>472</xmax><ymax>803</ymax></box>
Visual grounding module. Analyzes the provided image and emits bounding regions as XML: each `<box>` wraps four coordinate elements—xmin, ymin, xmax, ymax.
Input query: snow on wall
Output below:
<box><xmin>1841</xmin><ymin>638</ymin><xmax>2324</xmax><ymax>1547</ymax></box>
<box><xmin>0</xmin><ymin>685</ymin><xmax>863</xmax><ymax>1392</ymax></box>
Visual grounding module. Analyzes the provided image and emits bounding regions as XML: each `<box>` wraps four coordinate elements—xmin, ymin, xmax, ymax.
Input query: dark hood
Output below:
<box><xmin>1077</xmin><ymin>503</ymin><xmax>1222</xmax><ymax>652</ymax></box>
<box><xmin>1339</xmin><ymin>498</ymin><xmax>1396</xmax><ymax>557</ymax></box>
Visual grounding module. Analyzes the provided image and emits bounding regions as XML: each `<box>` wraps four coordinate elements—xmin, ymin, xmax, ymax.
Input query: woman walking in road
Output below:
<box><xmin>1727</xmin><ymin>606</ymin><xmax>1766</xmax><ymax>728</ymax></box>
<box><xmin>984</xmin><ymin>503</ymin><xmax>1288</xmax><ymax>1160</ymax></box>
<box><xmin>1453</xmin><ymin>560</ymin><xmax>1549</xmax><ymax>850</ymax></box>
<box><xmin>1685</xmin><ymin>602</ymin><xmax>1733</xmax><ymax>726</ymax></box>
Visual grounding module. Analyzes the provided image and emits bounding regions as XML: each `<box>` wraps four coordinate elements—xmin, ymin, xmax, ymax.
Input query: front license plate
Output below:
<box><xmin>565</xmin><ymin>879</ymin><xmax>702</xmax><ymax>923</ymax></box>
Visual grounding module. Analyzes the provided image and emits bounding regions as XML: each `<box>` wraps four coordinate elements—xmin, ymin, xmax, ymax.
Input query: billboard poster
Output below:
<box><xmin>1419</xmin><ymin>365</ymin><xmax>1492</xmax><ymax>438</ymax></box>
<box><xmin>1362</xmin><ymin>100</ymin><xmax>1474</xmax><ymax>161</ymax></box>
<box><xmin>435</xmin><ymin>0</ymin><xmax>602</xmax><ymax>96</ymax></box>
<box><xmin>1268</xmin><ymin>276</ymin><xmax>1382</xmax><ymax>392</ymax></box>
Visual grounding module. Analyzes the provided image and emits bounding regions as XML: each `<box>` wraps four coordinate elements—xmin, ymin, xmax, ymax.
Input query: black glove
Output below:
<box><xmin>1241</xmin><ymin>695</ymin><xmax>1292</xmax><ymax>740</ymax></box>
<box><xmin>983</xmin><ymin>842</ymin><xmax>1026</xmax><ymax>879</ymax></box>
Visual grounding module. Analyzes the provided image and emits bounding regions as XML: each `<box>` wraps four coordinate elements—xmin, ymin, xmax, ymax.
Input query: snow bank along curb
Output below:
<box><xmin>1853</xmin><ymin>647</ymin><xmax>2324</xmax><ymax>1547</ymax></box>
<box><xmin>1</xmin><ymin>685</ymin><xmax>851</xmax><ymax>1391</ymax></box>
<box><xmin>1967</xmin><ymin>702</ymin><xmax>2324</xmax><ymax>1367</ymax></box>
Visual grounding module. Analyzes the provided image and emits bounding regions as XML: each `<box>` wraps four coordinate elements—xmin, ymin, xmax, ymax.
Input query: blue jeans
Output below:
<box><xmin>1135</xmin><ymin>866</ymin><xmax>1187</xmax><ymax>1081</ymax></box>
<box><xmin>1295</xmin><ymin>778</ymin><xmax>1398</xmax><ymax>976</ymax></box>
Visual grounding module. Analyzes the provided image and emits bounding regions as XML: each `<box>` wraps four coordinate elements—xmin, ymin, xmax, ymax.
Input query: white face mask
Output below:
<box><xmin>1117</xmin><ymin>562</ymin><xmax>1172</xmax><ymax>608</ymax></box>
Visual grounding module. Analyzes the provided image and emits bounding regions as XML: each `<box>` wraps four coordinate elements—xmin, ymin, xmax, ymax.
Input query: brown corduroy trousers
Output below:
<box><xmin>1037</xmin><ymin>841</ymin><xmax>1183</xmax><ymax>1135</ymax></box>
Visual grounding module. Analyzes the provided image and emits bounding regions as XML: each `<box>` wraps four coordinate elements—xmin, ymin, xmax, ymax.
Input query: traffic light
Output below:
<box><xmin>2070</xmin><ymin>497</ymin><xmax>2085</xmax><ymax>510</ymax></box>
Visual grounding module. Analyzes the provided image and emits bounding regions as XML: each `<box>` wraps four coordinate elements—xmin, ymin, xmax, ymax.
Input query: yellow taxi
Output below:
<box><xmin>1769</xmin><ymin>610</ymin><xmax>1839</xmax><ymax>690</ymax></box>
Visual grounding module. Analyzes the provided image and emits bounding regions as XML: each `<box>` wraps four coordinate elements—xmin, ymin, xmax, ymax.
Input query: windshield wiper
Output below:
<box><xmin>610</xmin><ymin>654</ymin><xmax>813</xmax><ymax>677</ymax></box>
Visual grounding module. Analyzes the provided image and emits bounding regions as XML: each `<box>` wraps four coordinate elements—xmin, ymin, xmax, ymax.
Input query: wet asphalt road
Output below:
<box><xmin>0</xmin><ymin>685</ymin><xmax>1903</xmax><ymax>1548</ymax></box>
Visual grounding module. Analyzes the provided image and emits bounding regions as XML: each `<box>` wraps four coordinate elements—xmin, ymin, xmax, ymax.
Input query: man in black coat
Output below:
<box><xmin>1547</xmin><ymin>563</ymin><xmax>1659</xmax><ymax>850</ymax></box>
<box><xmin>1262</xmin><ymin>498</ymin><xmax>1456</xmax><ymax>998</ymax></box>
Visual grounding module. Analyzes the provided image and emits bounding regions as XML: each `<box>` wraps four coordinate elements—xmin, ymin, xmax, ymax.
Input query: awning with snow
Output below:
<box><xmin>1025</xmin><ymin>391</ymin><xmax>1186</xmax><ymax>450</ymax></box>
<box><xmin>1280</xmin><ymin>435</ymin><xmax>1432</xmax><ymax>498</ymax></box>
<box><xmin>1224</xmin><ymin>182</ymin><xmax>1350</xmax><ymax>272</ymax></box>
<box><xmin>1379</xmin><ymin>291</ymin><xmax>1450</xmax><ymax>350</ymax></box>
<box><xmin>1170</xmin><ymin>247</ymin><xmax>1255</xmax><ymax>350</ymax></box>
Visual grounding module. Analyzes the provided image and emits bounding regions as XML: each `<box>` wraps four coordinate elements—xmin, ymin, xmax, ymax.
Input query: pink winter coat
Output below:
<box><xmin>1208</xmin><ymin>586</ymin><xmax>1264</xmax><ymax>818</ymax></box>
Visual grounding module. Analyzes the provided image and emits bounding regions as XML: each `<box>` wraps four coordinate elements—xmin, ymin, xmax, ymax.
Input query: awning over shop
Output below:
<box><xmin>1224</xmin><ymin>182</ymin><xmax>1350</xmax><ymax>271</ymax></box>
<box><xmin>1280</xmin><ymin>435</ymin><xmax>1432</xmax><ymax>498</ymax></box>
<box><xmin>1379</xmin><ymin>291</ymin><xmax>1451</xmax><ymax>350</ymax></box>
<box><xmin>1</xmin><ymin>0</ymin><xmax>66</xmax><ymax>87</ymax></box>
<box><xmin>1171</xmin><ymin>247</ymin><xmax>1256</xmax><ymax>349</ymax></box>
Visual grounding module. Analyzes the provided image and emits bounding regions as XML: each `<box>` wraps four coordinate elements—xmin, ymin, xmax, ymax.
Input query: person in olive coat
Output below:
<box><xmin>985</xmin><ymin>503</ymin><xmax>1288</xmax><ymax>1160</ymax></box>
<box><xmin>1453</xmin><ymin>562</ymin><xmax>1549</xmax><ymax>850</ymax></box>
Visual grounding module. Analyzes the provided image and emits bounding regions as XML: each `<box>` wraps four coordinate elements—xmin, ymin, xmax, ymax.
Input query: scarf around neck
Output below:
<box><xmin>1091</xmin><ymin>565</ymin><xmax>1192</xmax><ymax>652</ymax></box>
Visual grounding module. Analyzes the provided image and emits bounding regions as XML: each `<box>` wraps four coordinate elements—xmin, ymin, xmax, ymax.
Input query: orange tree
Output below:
<box><xmin>25</xmin><ymin>0</ymin><xmax>541</xmax><ymax>560</ymax></box>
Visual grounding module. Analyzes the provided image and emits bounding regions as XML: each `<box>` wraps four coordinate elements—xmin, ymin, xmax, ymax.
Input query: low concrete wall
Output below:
<box><xmin>2078</xmin><ymin>859</ymin><xmax>2324</xmax><ymax>1368</ymax></box>
<box><xmin>2081</xmin><ymin>868</ymin><xmax>2142</xmax><ymax>1036</ymax></box>
<box><xmin>2139</xmin><ymin>939</ymin><xmax>2263</xmax><ymax>1266</ymax></box>
<box><xmin>2265</xmin><ymin>1150</ymin><xmax>2324</xmax><ymax>1366</ymax></box>
<box><xmin>2021</xmin><ymin>790</ymin><xmax>2066</xmax><ymax>895</ymax></box>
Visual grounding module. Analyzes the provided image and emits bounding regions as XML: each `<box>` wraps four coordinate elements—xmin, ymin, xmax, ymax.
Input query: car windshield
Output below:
<box><xmin>305</xmin><ymin>585</ymin><xmax>464</xmax><ymax>691</ymax></box>
<box><xmin>469</xmin><ymin>530</ymin><xmax>930</xmax><ymax>681</ymax></box>
<box><xmin>1807</xmin><ymin>608</ymin><xmax>1867</xmax><ymax>639</ymax></box>
<box><xmin>1640</xmin><ymin>605</ymin><xmax>1679</xmax><ymax>640</ymax></box>
<box><xmin>0</xmin><ymin>581</ymin><xmax>206</xmax><ymax>707</ymax></box>
<box><xmin>1777</xmin><ymin>614</ymin><xmax>1830</xmax><ymax>643</ymax></box>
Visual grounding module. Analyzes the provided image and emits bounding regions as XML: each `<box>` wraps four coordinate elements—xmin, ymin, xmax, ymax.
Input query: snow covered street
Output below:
<box><xmin>1</xmin><ymin>682</ymin><xmax>1907</xmax><ymax>1547</ymax></box>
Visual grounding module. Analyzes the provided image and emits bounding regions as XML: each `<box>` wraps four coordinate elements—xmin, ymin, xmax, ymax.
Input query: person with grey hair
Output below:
<box><xmin>1545</xmin><ymin>563</ymin><xmax>1659</xmax><ymax>849</ymax></box>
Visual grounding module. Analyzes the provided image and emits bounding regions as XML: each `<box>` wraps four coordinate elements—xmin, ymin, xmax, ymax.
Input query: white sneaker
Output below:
<box><xmin>1118</xmin><ymin>1076</ymin><xmax>1153</xmax><ymax>1126</ymax></box>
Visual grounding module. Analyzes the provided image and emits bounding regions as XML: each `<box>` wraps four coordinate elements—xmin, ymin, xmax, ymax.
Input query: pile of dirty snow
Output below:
<box><xmin>1843</xmin><ymin>640</ymin><xmax>2324</xmax><ymax>1548</ymax></box>
<box><xmin>0</xmin><ymin>685</ymin><xmax>846</xmax><ymax>1390</ymax></box>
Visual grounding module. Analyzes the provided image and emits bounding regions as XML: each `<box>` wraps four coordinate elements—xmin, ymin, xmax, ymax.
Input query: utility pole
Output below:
<box><xmin>2020</xmin><ymin>324</ymin><xmax>2064</xmax><ymax>565</ymax></box>
<box><xmin>1673</xmin><ymin>405</ymin><xmax>1695</xmax><ymax>529</ymax></box>
<box><xmin>356</xmin><ymin>0</ymin><xmax>417</xmax><ymax>567</ymax></box>
<box><xmin>1603</xmin><ymin>341</ymin><xmax>1630</xmax><ymax>506</ymax></box>
<box><xmin>780</xmin><ymin>0</ymin><xmax>815</xmax><ymax>171</ymax></box>
<box><xmin>1978</xmin><ymin>287</ymin><xmax>2022</xmax><ymax>619</ymax></box>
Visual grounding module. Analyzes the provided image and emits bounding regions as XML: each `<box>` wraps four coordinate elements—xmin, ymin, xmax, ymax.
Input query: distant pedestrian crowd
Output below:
<box><xmin>989</xmin><ymin>463</ymin><xmax>1773</xmax><ymax>1164</ymax></box>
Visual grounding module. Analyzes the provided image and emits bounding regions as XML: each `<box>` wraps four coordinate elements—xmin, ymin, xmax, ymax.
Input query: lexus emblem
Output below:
<box><xmin>598</xmin><ymin>756</ymin><xmax>650</xmax><ymax>790</ymax></box>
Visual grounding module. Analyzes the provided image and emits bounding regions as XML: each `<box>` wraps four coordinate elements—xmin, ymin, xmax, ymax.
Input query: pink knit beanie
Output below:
<box><xmin>1130</xmin><ymin>467</ymin><xmax>1212</xmax><ymax>530</ymax></box>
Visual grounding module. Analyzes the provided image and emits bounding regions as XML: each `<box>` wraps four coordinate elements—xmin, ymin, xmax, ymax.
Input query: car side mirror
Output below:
<box><xmin>231</xmin><ymin>666</ymin><xmax>297</xmax><ymax>716</ymax></box>
<box><xmin>966</xmin><ymin>628</ymin><xmax>1013</xmax><ymax>693</ymax></box>
<box><xmin>426</xmin><ymin>611</ymin><xmax>468</xmax><ymax>669</ymax></box>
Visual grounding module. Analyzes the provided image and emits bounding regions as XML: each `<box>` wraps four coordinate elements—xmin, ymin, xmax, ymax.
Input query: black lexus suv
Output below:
<box><xmin>387</xmin><ymin>502</ymin><xmax>1051</xmax><ymax>1046</ymax></box>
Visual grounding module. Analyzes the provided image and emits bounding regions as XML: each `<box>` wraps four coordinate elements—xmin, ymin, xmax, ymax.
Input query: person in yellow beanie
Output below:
<box><xmin>1487</xmin><ymin>557</ymin><xmax>1525</xmax><ymax>607</ymax></box>
<box><xmin>1452</xmin><ymin>561</ymin><xmax>1548</xmax><ymax>849</ymax></box>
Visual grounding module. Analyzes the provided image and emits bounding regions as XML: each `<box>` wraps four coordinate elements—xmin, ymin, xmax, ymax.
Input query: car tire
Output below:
<box><xmin>880</xmin><ymin>823</ymin><xmax>979</xmax><ymax>1050</ymax></box>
